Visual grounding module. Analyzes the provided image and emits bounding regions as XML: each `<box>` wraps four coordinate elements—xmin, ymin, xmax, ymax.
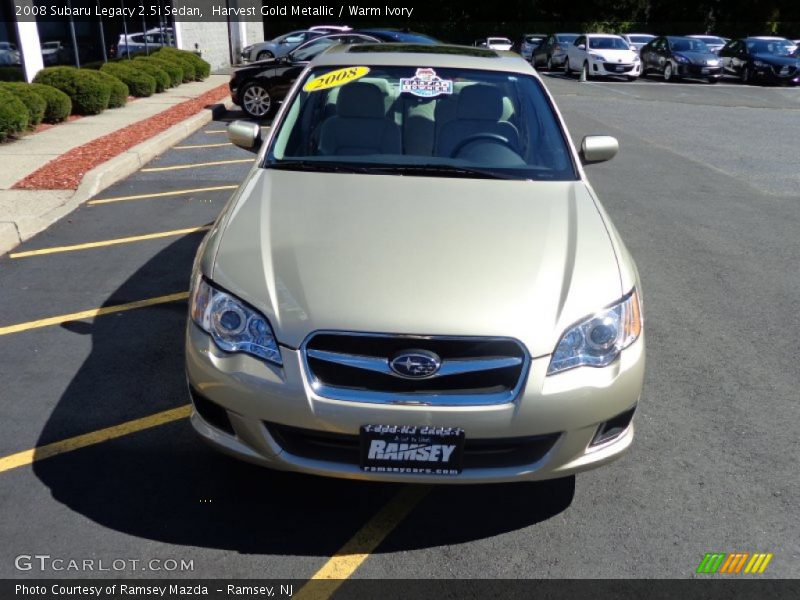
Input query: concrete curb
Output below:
<box><xmin>0</xmin><ymin>98</ymin><xmax>232</xmax><ymax>257</ymax></box>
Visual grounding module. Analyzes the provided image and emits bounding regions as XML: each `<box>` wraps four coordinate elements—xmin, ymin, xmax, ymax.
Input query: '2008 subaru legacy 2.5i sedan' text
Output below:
<box><xmin>186</xmin><ymin>43</ymin><xmax>645</xmax><ymax>483</ymax></box>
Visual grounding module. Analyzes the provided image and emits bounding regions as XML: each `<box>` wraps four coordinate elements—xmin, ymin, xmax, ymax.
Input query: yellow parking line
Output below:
<box><xmin>141</xmin><ymin>158</ymin><xmax>253</xmax><ymax>173</ymax></box>
<box><xmin>89</xmin><ymin>185</ymin><xmax>238</xmax><ymax>205</ymax></box>
<box><xmin>294</xmin><ymin>486</ymin><xmax>429</xmax><ymax>600</ymax></box>
<box><xmin>0</xmin><ymin>405</ymin><xmax>192</xmax><ymax>474</ymax></box>
<box><xmin>0</xmin><ymin>292</ymin><xmax>188</xmax><ymax>337</ymax></box>
<box><xmin>10</xmin><ymin>226</ymin><xmax>211</xmax><ymax>258</ymax></box>
<box><xmin>174</xmin><ymin>142</ymin><xmax>233</xmax><ymax>149</ymax></box>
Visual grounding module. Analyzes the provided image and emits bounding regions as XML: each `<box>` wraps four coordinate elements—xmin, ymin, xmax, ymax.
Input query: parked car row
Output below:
<box><xmin>527</xmin><ymin>31</ymin><xmax>799</xmax><ymax>85</ymax></box>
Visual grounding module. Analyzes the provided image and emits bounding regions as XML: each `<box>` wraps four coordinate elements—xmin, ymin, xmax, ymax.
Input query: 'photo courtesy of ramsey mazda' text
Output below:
<box><xmin>187</xmin><ymin>44</ymin><xmax>645</xmax><ymax>483</ymax></box>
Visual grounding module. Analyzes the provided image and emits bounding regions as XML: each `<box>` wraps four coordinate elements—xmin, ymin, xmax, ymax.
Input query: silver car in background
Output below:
<box><xmin>622</xmin><ymin>33</ymin><xmax>656</xmax><ymax>54</ymax></box>
<box><xmin>241</xmin><ymin>30</ymin><xmax>322</xmax><ymax>62</ymax></box>
<box><xmin>688</xmin><ymin>35</ymin><xmax>727</xmax><ymax>54</ymax></box>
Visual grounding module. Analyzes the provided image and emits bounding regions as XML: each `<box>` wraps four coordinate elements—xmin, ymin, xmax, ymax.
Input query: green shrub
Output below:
<box><xmin>136</xmin><ymin>56</ymin><xmax>182</xmax><ymax>87</ymax></box>
<box><xmin>33</xmin><ymin>67</ymin><xmax>110</xmax><ymax>115</ymax></box>
<box><xmin>123</xmin><ymin>59</ymin><xmax>170</xmax><ymax>92</ymax></box>
<box><xmin>28</xmin><ymin>83</ymin><xmax>72</xmax><ymax>123</ymax></box>
<box><xmin>151</xmin><ymin>50</ymin><xmax>196</xmax><ymax>82</ymax></box>
<box><xmin>86</xmin><ymin>70</ymin><xmax>129</xmax><ymax>108</ymax></box>
<box><xmin>156</xmin><ymin>47</ymin><xmax>210</xmax><ymax>79</ymax></box>
<box><xmin>100</xmin><ymin>62</ymin><xmax>156</xmax><ymax>97</ymax></box>
<box><xmin>0</xmin><ymin>67</ymin><xmax>25</xmax><ymax>82</ymax></box>
<box><xmin>0</xmin><ymin>83</ymin><xmax>46</xmax><ymax>128</ymax></box>
<box><xmin>0</xmin><ymin>89</ymin><xmax>30</xmax><ymax>142</ymax></box>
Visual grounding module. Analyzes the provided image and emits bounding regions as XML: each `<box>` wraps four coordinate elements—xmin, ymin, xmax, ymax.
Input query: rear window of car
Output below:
<box><xmin>266</xmin><ymin>65</ymin><xmax>578</xmax><ymax>181</ymax></box>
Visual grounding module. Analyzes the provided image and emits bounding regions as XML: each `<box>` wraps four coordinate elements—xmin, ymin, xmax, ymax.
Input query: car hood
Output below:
<box><xmin>592</xmin><ymin>48</ymin><xmax>638</xmax><ymax>62</ymax></box>
<box><xmin>752</xmin><ymin>53</ymin><xmax>798</xmax><ymax>66</ymax></box>
<box><xmin>675</xmin><ymin>51</ymin><xmax>720</xmax><ymax>64</ymax></box>
<box><xmin>211</xmin><ymin>170</ymin><xmax>623</xmax><ymax>356</ymax></box>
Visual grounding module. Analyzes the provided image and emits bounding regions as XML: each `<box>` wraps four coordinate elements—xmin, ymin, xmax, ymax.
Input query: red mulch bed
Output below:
<box><xmin>14</xmin><ymin>84</ymin><xmax>229</xmax><ymax>190</ymax></box>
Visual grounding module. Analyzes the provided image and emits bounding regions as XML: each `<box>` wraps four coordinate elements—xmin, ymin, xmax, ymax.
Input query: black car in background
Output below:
<box><xmin>230</xmin><ymin>30</ymin><xmax>439</xmax><ymax>118</ymax></box>
<box><xmin>640</xmin><ymin>36</ymin><xmax>723</xmax><ymax>83</ymax></box>
<box><xmin>531</xmin><ymin>33</ymin><xmax>579</xmax><ymax>70</ymax></box>
<box><xmin>718</xmin><ymin>37</ymin><xmax>800</xmax><ymax>85</ymax></box>
<box><xmin>230</xmin><ymin>33</ymin><xmax>381</xmax><ymax>118</ymax></box>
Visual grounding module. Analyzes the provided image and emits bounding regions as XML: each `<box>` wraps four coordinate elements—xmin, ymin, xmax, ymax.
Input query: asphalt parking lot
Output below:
<box><xmin>1</xmin><ymin>75</ymin><xmax>798</xmax><ymax>581</ymax></box>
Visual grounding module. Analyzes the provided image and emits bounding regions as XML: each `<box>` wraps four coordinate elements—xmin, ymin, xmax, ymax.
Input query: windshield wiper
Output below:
<box><xmin>266</xmin><ymin>160</ymin><xmax>373</xmax><ymax>174</ymax></box>
<box><xmin>364</xmin><ymin>164</ymin><xmax>519</xmax><ymax>180</ymax></box>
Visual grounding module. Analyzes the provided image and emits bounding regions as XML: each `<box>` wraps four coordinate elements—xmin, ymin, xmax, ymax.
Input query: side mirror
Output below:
<box><xmin>578</xmin><ymin>44</ymin><xmax>586</xmax><ymax>50</ymax></box>
<box><xmin>228</xmin><ymin>120</ymin><xmax>262</xmax><ymax>153</ymax></box>
<box><xmin>580</xmin><ymin>135</ymin><xmax>619</xmax><ymax>165</ymax></box>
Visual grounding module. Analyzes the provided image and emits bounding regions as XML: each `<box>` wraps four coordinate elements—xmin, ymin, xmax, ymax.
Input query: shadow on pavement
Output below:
<box><xmin>33</xmin><ymin>234</ymin><xmax>573</xmax><ymax>556</ymax></box>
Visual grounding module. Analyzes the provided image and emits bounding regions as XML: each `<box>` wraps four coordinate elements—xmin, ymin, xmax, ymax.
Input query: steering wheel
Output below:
<box><xmin>449</xmin><ymin>133</ymin><xmax>516</xmax><ymax>158</ymax></box>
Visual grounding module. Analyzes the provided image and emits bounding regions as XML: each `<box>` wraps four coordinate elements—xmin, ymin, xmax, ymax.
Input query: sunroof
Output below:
<box><xmin>348</xmin><ymin>44</ymin><xmax>499</xmax><ymax>58</ymax></box>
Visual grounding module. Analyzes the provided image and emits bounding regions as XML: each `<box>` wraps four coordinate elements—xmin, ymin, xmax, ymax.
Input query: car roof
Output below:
<box><xmin>585</xmin><ymin>33</ymin><xmax>623</xmax><ymax>38</ymax></box>
<box><xmin>312</xmin><ymin>43</ymin><xmax>535</xmax><ymax>75</ymax></box>
<box><xmin>745</xmin><ymin>36</ymin><xmax>788</xmax><ymax>41</ymax></box>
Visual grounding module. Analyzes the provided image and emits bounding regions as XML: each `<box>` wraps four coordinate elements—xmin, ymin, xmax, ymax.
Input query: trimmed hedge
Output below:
<box><xmin>0</xmin><ymin>83</ymin><xmax>46</xmax><ymax>128</ymax></box>
<box><xmin>151</xmin><ymin>50</ymin><xmax>196</xmax><ymax>82</ymax></box>
<box><xmin>0</xmin><ymin>89</ymin><xmax>30</xmax><ymax>142</ymax></box>
<box><xmin>29</xmin><ymin>83</ymin><xmax>72</xmax><ymax>123</ymax></box>
<box><xmin>124</xmin><ymin>59</ymin><xmax>170</xmax><ymax>92</ymax></box>
<box><xmin>0</xmin><ymin>67</ymin><xmax>25</xmax><ymax>82</ymax></box>
<box><xmin>87</xmin><ymin>70</ymin><xmax>129</xmax><ymax>108</ymax></box>
<box><xmin>100</xmin><ymin>62</ymin><xmax>156</xmax><ymax>97</ymax></box>
<box><xmin>136</xmin><ymin>56</ymin><xmax>183</xmax><ymax>87</ymax></box>
<box><xmin>33</xmin><ymin>67</ymin><xmax>111</xmax><ymax>115</ymax></box>
<box><xmin>156</xmin><ymin>47</ymin><xmax>210</xmax><ymax>79</ymax></box>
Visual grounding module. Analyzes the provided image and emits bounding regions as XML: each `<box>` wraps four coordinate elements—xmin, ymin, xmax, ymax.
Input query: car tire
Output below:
<box><xmin>564</xmin><ymin>58</ymin><xmax>572</xmax><ymax>77</ymax></box>
<box><xmin>256</xmin><ymin>50</ymin><xmax>273</xmax><ymax>61</ymax></box>
<box><xmin>240</xmin><ymin>81</ymin><xmax>273</xmax><ymax>119</ymax></box>
<box><xmin>741</xmin><ymin>66</ymin><xmax>752</xmax><ymax>84</ymax></box>
<box><xmin>707</xmin><ymin>77</ymin><xmax>719</xmax><ymax>84</ymax></box>
<box><xmin>664</xmin><ymin>62</ymin><xmax>674</xmax><ymax>82</ymax></box>
<box><xmin>582</xmin><ymin>61</ymin><xmax>591</xmax><ymax>81</ymax></box>
<box><xmin>546</xmin><ymin>55</ymin><xmax>553</xmax><ymax>71</ymax></box>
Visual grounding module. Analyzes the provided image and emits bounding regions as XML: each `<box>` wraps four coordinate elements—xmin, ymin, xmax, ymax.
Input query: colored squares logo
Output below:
<box><xmin>697</xmin><ymin>552</ymin><xmax>773</xmax><ymax>574</ymax></box>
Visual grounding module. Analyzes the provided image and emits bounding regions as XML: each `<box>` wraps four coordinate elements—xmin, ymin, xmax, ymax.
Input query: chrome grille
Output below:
<box><xmin>302</xmin><ymin>332</ymin><xmax>530</xmax><ymax>406</ymax></box>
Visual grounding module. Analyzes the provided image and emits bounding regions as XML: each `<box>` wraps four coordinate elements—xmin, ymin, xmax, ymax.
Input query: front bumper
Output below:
<box><xmin>753</xmin><ymin>65</ymin><xmax>800</xmax><ymax>85</ymax></box>
<box><xmin>677</xmin><ymin>64</ymin><xmax>723</xmax><ymax>79</ymax></box>
<box><xmin>592</xmin><ymin>61</ymin><xmax>641</xmax><ymax>77</ymax></box>
<box><xmin>186</xmin><ymin>324</ymin><xmax>645</xmax><ymax>483</ymax></box>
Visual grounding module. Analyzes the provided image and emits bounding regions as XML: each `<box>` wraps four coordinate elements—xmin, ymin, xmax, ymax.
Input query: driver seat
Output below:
<box><xmin>435</xmin><ymin>85</ymin><xmax>519</xmax><ymax>158</ymax></box>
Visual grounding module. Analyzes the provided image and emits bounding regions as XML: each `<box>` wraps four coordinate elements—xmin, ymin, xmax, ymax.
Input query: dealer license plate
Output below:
<box><xmin>616</xmin><ymin>66</ymin><xmax>625</xmax><ymax>72</ymax></box>
<box><xmin>701</xmin><ymin>68</ymin><xmax>710</xmax><ymax>74</ymax></box>
<box><xmin>360</xmin><ymin>424</ymin><xmax>465</xmax><ymax>475</ymax></box>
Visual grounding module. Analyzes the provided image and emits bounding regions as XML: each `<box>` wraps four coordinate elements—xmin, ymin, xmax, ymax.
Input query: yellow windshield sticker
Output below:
<box><xmin>303</xmin><ymin>66</ymin><xmax>370</xmax><ymax>92</ymax></box>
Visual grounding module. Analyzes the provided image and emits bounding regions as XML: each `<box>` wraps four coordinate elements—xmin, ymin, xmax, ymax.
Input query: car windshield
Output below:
<box><xmin>589</xmin><ymin>37</ymin><xmax>630</xmax><ymax>50</ymax></box>
<box><xmin>669</xmin><ymin>38</ymin><xmax>710</xmax><ymax>53</ymax></box>
<box><xmin>488</xmin><ymin>38</ymin><xmax>512</xmax><ymax>44</ymax></box>
<box><xmin>747</xmin><ymin>39</ymin><xmax>795</xmax><ymax>56</ymax></box>
<box><xmin>266</xmin><ymin>65</ymin><xmax>577</xmax><ymax>181</ymax></box>
<box><xmin>628</xmin><ymin>35</ymin><xmax>654</xmax><ymax>43</ymax></box>
<box><xmin>290</xmin><ymin>38</ymin><xmax>339</xmax><ymax>62</ymax></box>
<box><xmin>557</xmin><ymin>35</ymin><xmax>579</xmax><ymax>43</ymax></box>
<box><xmin>696</xmin><ymin>36</ymin><xmax>724</xmax><ymax>45</ymax></box>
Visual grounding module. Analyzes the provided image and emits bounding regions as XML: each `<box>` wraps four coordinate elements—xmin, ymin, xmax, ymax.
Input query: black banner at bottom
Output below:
<box><xmin>4</xmin><ymin>579</ymin><xmax>800</xmax><ymax>600</ymax></box>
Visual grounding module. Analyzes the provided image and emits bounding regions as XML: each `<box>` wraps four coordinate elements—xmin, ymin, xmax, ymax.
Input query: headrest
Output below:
<box><xmin>336</xmin><ymin>82</ymin><xmax>386</xmax><ymax>119</ymax></box>
<box><xmin>457</xmin><ymin>85</ymin><xmax>504</xmax><ymax>121</ymax></box>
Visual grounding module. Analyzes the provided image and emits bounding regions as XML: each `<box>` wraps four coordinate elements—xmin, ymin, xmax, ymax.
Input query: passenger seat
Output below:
<box><xmin>317</xmin><ymin>82</ymin><xmax>402</xmax><ymax>156</ymax></box>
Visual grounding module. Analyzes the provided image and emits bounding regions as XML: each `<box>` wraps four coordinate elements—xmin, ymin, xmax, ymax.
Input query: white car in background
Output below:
<box><xmin>621</xmin><ymin>33</ymin><xmax>655</xmax><ymax>54</ymax></box>
<box><xmin>486</xmin><ymin>37</ymin><xmax>513</xmax><ymax>51</ymax></box>
<box><xmin>565</xmin><ymin>34</ymin><xmax>641</xmax><ymax>81</ymax></box>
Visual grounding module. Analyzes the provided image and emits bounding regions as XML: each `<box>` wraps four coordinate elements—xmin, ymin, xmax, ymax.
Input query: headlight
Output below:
<box><xmin>547</xmin><ymin>289</ymin><xmax>642</xmax><ymax>375</ymax></box>
<box><xmin>589</xmin><ymin>53</ymin><xmax>604</xmax><ymax>61</ymax></box>
<box><xmin>706</xmin><ymin>59</ymin><xmax>720</xmax><ymax>66</ymax></box>
<box><xmin>190</xmin><ymin>277</ymin><xmax>282</xmax><ymax>365</ymax></box>
<box><xmin>752</xmin><ymin>60</ymin><xmax>767</xmax><ymax>67</ymax></box>
<box><xmin>674</xmin><ymin>54</ymin><xmax>689</xmax><ymax>64</ymax></box>
<box><xmin>243</xmin><ymin>45</ymin><xmax>253</xmax><ymax>53</ymax></box>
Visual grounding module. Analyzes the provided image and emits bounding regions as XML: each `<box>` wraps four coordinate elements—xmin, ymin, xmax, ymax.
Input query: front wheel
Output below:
<box><xmin>240</xmin><ymin>81</ymin><xmax>273</xmax><ymax>119</ymax></box>
<box><xmin>581</xmin><ymin>61</ymin><xmax>591</xmax><ymax>81</ymax></box>
<box><xmin>564</xmin><ymin>58</ymin><xmax>572</xmax><ymax>77</ymax></box>
<box><xmin>256</xmin><ymin>50</ymin><xmax>273</xmax><ymax>61</ymax></box>
<box><xmin>546</xmin><ymin>55</ymin><xmax>553</xmax><ymax>71</ymax></box>
<box><xmin>741</xmin><ymin>66</ymin><xmax>752</xmax><ymax>84</ymax></box>
<box><xmin>707</xmin><ymin>77</ymin><xmax>719</xmax><ymax>84</ymax></box>
<box><xmin>664</xmin><ymin>62</ymin><xmax>675</xmax><ymax>82</ymax></box>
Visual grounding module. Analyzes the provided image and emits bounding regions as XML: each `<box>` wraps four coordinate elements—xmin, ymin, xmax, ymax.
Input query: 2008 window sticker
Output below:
<box><xmin>303</xmin><ymin>66</ymin><xmax>371</xmax><ymax>92</ymax></box>
<box><xmin>400</xmin><ymin>68</ymin><xmax>454</xmax><ymax>98</ymax></box>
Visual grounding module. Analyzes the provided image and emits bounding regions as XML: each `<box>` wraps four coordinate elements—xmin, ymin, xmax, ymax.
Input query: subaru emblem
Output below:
<box><xmin>389</xmin><ymin>349</ymin><xmax>441</xmax><ymax>378</ymax></box>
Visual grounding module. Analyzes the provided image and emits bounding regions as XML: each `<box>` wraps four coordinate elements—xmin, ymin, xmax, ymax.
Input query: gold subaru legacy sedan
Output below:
<box><xmin>186</xmin><ymin>44</ymin><xmax>645</xmax><ymax>483</ymax></box>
